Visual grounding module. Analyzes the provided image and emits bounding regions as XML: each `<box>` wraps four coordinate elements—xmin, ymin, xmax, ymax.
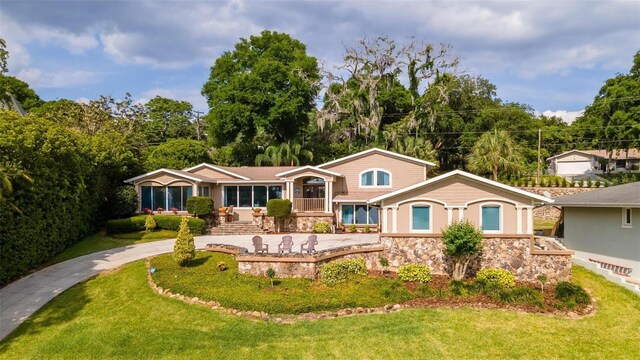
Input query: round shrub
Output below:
<box><xmin>554</xmin><ymin>281</ymin><xmax>591</xmax><ymax>308</ymax></box>
<box><xmin>312</xmin><ymin>221</ymin><xmax>332</xmax><ymax>233</ymax></box>
<box><xmin>476</xmin><ymin>268</ymin><xmax>516</xmax><ymax>288</ymax></box>
<box><xmin>266</xmin><ymin>199</ymin><xmax>292</xmax><ymax>218</ymax></box>
<box><xmin>186</xmin><ymin>196</ymin><xmax>214</xmax><ymax>217</ymax></box>
<box><xmin>320</xmin><ymin>258</ymin><xmax>367</xmax><ymax>284</ymax></box>
<box><xmin>108</xmin><ymin>186</ymin><xmax>138</xmax><ymax>219</ymax></box>
<box><xmin>397</xmin><ymin>264</ymin><xmax>432</xmax><ymax>283</ymax></box>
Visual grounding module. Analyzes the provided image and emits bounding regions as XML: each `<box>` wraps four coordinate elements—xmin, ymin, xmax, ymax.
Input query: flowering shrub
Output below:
<box><xmin>476</xmin><ymin>268</ymin><xmax>516</xmax><ymax>288</ymax></box>
<box><xmin>397</xmin><ymin>264</ymin><xmax>432</xmax><ymax>283</ymax></box>
<box><xmin>171</xmin><ymin>207</ymin><xmax>179</xmax><ymax>214</ymax></box>
<box><xmin>312</xmin><ymin>221</ymin><xmax>332</xmax><ymax>233</ymax></box>
<box><xmin>320</xmin><ymin>259</ymin><xmax>367</xmax><ymax>284</ymax></box>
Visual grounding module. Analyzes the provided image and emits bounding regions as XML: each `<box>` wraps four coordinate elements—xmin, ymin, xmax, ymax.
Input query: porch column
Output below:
<box><xmin>193</xmin><ymin>183</ymin><xmax>198</xmax><ymax>197</ymax></box>
<box><xmin>458</xmin><ymin>207</ymin><xmax>465</xmax><ymax>221</ymax></box>
<box><xmin>526</xmin><ymin>207</ymin><xmax>533</xmax><ymax>234</ymax></box>
<box><xmin>285</xmin><ymin>180</ymin><xmax>294</xmax><ymax>202</ymax></box>
<box><xmin>515</xmin><ymin>206</ymin><xmax>523</xmax><ymax>234</ymax></box>
<box><xmin>324</xmin><ymin>180</ymin><xmax>332</xmax><ymax>213</ymax></box>
<box><xmin>381</xmin><ymin>207</ymin><xmax>388</xmax><ymax>233</ymax></box>
<box><xmin>391</xmin><ymin>206</ymin><xmax>398</xmax><ymax>233</ymax></box>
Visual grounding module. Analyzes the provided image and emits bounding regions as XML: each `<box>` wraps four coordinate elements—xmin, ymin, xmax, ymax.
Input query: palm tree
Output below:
<box><xmin>466</xmin><ymin>130</ymin><xmax>523</xmax><ymax>181</ymax></box>
<box><xmin>0</xmin><ymin>165</ymin><xmax>34</xmax><ymax>214</ymax></box>
<box><xmin>391</xmin><ymin>136</ymin><xmax>438</xmax><ymax>165</ymax></box>
<box><xmin>255</xmin><ymin>142</ymin><xmax>313</xmax><ymax>166</ymax></box>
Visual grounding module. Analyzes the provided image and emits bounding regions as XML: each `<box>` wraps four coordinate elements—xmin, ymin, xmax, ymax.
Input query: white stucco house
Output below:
<box><xmin>555</xmin><ymin>182</ymin><xmax>640</xmax><ymax>279</ymax></box>
<box><xmin>548</xmin><ymin>149</ymin><xmax>640</xmax><ymax>176</ymax></box>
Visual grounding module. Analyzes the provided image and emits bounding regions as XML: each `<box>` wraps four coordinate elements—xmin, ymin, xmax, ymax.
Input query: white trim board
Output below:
<box><xmin>317</xmin><ymin>147</ymin><xmax>436</xmax><ymax>168</ymax></box>
<box><xmin>182</xmin><ymin>163</ymin><xmax>251</xmax><ymax>180</ymax></box>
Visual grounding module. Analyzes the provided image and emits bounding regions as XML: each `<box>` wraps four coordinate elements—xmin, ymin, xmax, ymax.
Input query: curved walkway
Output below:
<box><xmin>0</xmin><ymin>233</ymin><xmax>378</xmax><ymax>341</ymax></box>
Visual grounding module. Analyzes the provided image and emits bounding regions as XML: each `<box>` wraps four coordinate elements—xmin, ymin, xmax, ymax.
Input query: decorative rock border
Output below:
<box><xmin>145</xmin><ymin>259</ymin><xmax>404</xmax><ymax>323</ymax></box>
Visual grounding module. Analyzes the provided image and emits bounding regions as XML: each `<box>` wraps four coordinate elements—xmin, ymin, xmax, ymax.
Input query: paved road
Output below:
<box><xmin>0</xmin><ymin>233</ymin><xmax>378</xmax><ymax>341</ymax></box>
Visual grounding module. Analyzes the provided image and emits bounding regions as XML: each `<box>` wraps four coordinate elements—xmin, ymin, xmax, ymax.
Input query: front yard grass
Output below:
<box><xmin>534</xmin><ymin>218</ymin><xmax>556</xmax><ymax>231</ymax></box>
<box><xmin>151</xmin><ymin>252</ymin><xmax>413</xmax><ymax>314</ymax></box>
<box><xmin>1</xmin><ymin>263</ymin><xmax>638</xmax><ymax>359</ymax></box>
<box><xmin>50</xmin><ymin>230</ymin><xmax>178</xmax><ymax>264</ymax></box>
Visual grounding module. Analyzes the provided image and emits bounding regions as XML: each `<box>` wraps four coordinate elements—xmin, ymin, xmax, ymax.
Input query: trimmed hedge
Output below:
<box><xmin>186</xmin><ymin>196</ymin><xmax>214</xmax><ymax>217</ymax></box>
<box><xmin>106</xmin><ymin>215</ymin><xmax>206</xmax><ymax>235</ymax></box>
<box><xmin>266</xmin><ymin>199</ymin><xmax>292</xmax><ymax>218</ymax></box>
<box><xmin>320</xmin><ymin>258</ymin><xmax>367</xmax><ymax>284</ymax></box>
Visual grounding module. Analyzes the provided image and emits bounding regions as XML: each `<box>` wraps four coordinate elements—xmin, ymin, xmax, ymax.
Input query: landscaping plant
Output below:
<box><xmin>476</xmin><ymin>268</ymin><xmax>516</xmax><ymax>288</ymax></box>
<box><xmin>266</xmin><ymin>268</ymin><xmax>276</xmax><ymax>287</ymax></box>
<box><xmin>379</xmin><ymin>256</ymin><xmax>389</xmax><ymax>273</ymax></box>
<box><xmin>441</xmin><ymin>221</ymin><xmax>483</xmax><ymax>280</ymax></box>
<box><xmin>348</xmin><ymin>224</ymin><xmax>357</xmax><ymax>233</ymax></box>
<box><xmin>537</xmin><ymin>274</ymin><xmax>548</xmax><ymax>292</ymax></box>
<box><xmin>217</xmin><ymin>261</ymin><xmax>227</xmax><ymax>271</ymax></box>
<box><xmin>144</xmin><ymin>214</ymin><xmax>157</xmax><ymax>233</ymax></box>
<box><xmin>320</xmin><ymin>258</ymin><xmax>367</xmax><ymax>284</ymax></box>
<box><xmin>266</xmin><ymin>199</ymin><xmax>292</xmax><ymax>232</ymax></box>
<box><xmin>173</xmin><ymin>217</ymin><xmax>195</xmax><ymax>267</ymax></box>
<box><xmin>106</xmin><ymin>215</ymin><xmax>206</xmax><ymax>234</ymax></box>
<box><xmin>397</xmin><ymin>264</ymin><xmax>432</xmax><ymax>283</ymax></box>
<box><xmin>312</xmin><ymin>221</ymin><xmax>332</xmax><ymax>233</ymax></box>
<box><xmin>186</xmin><ymin>196</ymin><xmax>214</xmax><ymax>218</ymax></box>
<box><xmin>554</xmin><ymin>281</ymin><xmax>591</xmax><ymax>309</ymax></box>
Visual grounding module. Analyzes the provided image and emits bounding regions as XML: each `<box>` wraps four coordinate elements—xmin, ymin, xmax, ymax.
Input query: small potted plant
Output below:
<box><xmin>171</xmin><ymin>207</ymin><xmax>179</xmax><ymax>214</ymax></box>
<box><xmin>218</xmin><ymin>207</ymin><xmax>227</xmax><ymax>215</ymax></box>
<box><xmin>142</xmin><ymin>207</ymin><xmax>153</xmax><ymax>215</ymax></box>
<box><xmin>252</xmin><ymin>207</ymin><xmax>262</xmax><ymax>215</ymax></box>
<box><xmin>217</xmin><ymin>261</ymin><xmax>227</xmax><ymax>271</ymax></box>
<box><xmin>348</xmin><ymin>224</ymin><xmax>357</xmax><ymax>233</ymax></box>
<box><xmin>156</xmin><ymin>207</ymin><xmax>164</xmax><ymax>215</ymax></box>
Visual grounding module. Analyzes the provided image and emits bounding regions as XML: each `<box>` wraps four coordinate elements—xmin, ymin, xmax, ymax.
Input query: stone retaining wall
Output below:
<box><xmin>252</xmin><ymin>213</ymin><xmax>334</xmax><ymax>232</ymax></box>
<box><xmin>234</xmin><ymin>244</ymin><xmax>384</xmax><ymax>279</ymax></box>
<box><xmin>516</xmin><ymin>187</ymin><xmax>598</xmax><ymax>220</ymax></box>
<box><xmin>380</xmin><ymin>235</ymin><xmax>572</xmax><ymax>283</ymax></box>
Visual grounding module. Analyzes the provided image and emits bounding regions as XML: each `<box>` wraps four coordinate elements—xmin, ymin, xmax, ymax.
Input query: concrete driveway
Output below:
<box><xmin>0</xmin><ymin>233</ymin><xmax>378</xmax><ymax>341</ymax></box>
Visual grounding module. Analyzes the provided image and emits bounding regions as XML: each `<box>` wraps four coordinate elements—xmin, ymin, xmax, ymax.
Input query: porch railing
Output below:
<box><xmin>293</xmin><ymin>198</ymin><xmax>325</xmax><ymax>212</ymax></box>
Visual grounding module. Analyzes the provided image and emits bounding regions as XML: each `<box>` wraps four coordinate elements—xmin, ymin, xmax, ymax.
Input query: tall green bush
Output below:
<box><xmin>186</xmin><ymin>196</ymin><xmax>214</xmax><ymax>217</ymax></box>
<box><xmin>267</xmin><ymin>199</ymin><xmax>292</xmax><ymax>232</ymax></box>
<box><xmin>441</xmin><ymin>221</ymin><xmax>483</xmax><ymax>280</ymax></box>
<box><xmin>108</xmin><ymin>186</ymin><xmax>138</xmax><ymax>219</ymax></box>
<box><xmin>173</xmin><ymin>217</ymin><xmax>196</xmax><ymax>266</ymax></box>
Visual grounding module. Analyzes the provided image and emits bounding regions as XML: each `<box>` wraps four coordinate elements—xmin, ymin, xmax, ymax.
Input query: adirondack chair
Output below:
<box><xmin>252</xmin><ymin>236</ymin><xmax>268</xmax><ymax>253</ymax></box>
<box><xmin>278</xmin><ymin>235</ymin><xmax>294</xmax><ymax>253</ymax></box>
<box><xmin>300</xmin><ymin>234</ymin><xmax>318</xmax><ymax>253</ymax></box>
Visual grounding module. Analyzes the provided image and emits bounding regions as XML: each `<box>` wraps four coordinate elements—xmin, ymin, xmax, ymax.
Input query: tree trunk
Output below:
<box><xmin>492</xmin><ymin>166</ymin><xmax>498</xmax><ymax>181</ymax></box>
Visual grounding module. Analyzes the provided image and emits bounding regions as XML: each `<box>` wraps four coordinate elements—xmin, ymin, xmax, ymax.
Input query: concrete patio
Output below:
<box><xmin>0</xmin><ymin>233</ymin><xmax>378</xmax><ymax>341</ymax></box>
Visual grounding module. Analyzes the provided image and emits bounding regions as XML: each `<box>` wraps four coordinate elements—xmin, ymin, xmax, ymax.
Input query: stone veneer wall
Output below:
<box><xmin>380</xmin><ymin>235</ymin><xmax>572</xmax><ymax>283</ymax></box>
<box><xmin>252</xmin><ymin>213</ymin><xmax>334</xmax><ymax>233</ymax></box>
<box><xmin>516</xmin><ymin>187</ymin><xmax>598</xmax><ymax>220</ymax></box>
<box><xmin>235</xmin><ymin>244</ymin><xmax>384</xmax><ymax>279</ymax></box>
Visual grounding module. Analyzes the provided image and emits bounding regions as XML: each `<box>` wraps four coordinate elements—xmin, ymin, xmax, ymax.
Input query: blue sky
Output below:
<box><xmin>1</xmin><ymin>0</ymin><xmax>639</xmax><ymax>123</ymax></box>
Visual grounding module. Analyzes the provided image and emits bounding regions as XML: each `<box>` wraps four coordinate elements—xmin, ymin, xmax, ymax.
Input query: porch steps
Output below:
<box><xmin>209</xmin><ymin>221</ymin><xmax>266</xmax><ymax>235</ymax></box>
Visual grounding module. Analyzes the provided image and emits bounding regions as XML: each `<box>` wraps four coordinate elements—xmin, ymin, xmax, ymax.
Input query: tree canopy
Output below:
<box><xmin>145</xmin><ymin>96</ymin><xmax>197</xmax><ymax>144</ymax></box>
<box><xmin>202</xmin><ymin>30</ymin><xmax>321</xmax><ymax>153</ymax></box>
<box><xmin>144</xmin><ymin>139</ymin><xmax>211</xmax><ymax>171</ymax></box>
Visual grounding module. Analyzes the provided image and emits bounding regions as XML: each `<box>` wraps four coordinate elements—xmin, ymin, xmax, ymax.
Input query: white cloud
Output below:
<box><xmin>542</xmin><ymin>110</ymin><xmax>584</xmax><ymax>124</ymax></box>
<box><xmin>15</xmin><ymin>67</ymin><xmax>102</xmax><ymax>88</ymax></box>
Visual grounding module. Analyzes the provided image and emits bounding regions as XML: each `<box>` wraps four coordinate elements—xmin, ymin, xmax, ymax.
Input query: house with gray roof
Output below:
<box><xmin>555</xmin><ymin>182</ymin><xmax>640</xmax><ymax>279</ymax></box>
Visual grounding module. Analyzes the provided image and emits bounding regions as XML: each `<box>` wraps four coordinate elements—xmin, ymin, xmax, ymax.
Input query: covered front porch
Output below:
<box><xmin>277</xmin><ymin>166</ymin><xmax>340</xmax><ymax>214</ymax></box>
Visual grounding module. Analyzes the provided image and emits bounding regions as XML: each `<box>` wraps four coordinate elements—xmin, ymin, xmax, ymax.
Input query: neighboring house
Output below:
<box><xmin>548</xmin><ymin>149</ymin><xmax>640</xmax><ymax>176</ymax></box>
<box><xmin>554</xmin><ymin>182</ymin><xmax>640</xmax><ymax>277</ymax></box>
<box><xmin>126</xmin><ymin>148</ymin><xmax>551</xmax><ymax>234</ymax></box>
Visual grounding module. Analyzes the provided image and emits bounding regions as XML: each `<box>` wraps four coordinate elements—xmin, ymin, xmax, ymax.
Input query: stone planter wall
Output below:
<box><xmin>516</xmin><ymin>187</ymin><xmax>598</xmax><ymax>220</ymax></box>
<box><xmin>380</xmin><ymin>235</ymin><xmax>572</xmax><ymax>283</ymax></box>
<box><xmin>235</xmin><ymin>244</ymin><xmax>384</xmax><ymax>279</ymax></box>
<box><xmin>253</xmin><ymin>213</ymin><xmax>334</xmax><ymax>233</ymax></box>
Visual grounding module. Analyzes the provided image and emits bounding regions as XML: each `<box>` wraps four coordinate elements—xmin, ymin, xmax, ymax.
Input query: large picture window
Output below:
<box><xmin>341</xmin><ymin>204</ymin><xmax>379</xmax><ymax>225</ymax></box>
<box><xmin>411</xmin><ymin>205</ymin><xmax>431</xmax><ymax>231</ymax></box>
<box><xmin>224</xmin><ymin>185</ymin><xmax>283</xmax><ymax>208</ymax></box>
<box><xmin>360</xmin><ymin>169</ymin><xmax>391</xmax><ymax>187</ymax></box>
<box><xmin>140</xmin><ymin>185</ymin><xmax>191</xmax><ymax>211</ymax></box>
<box><xmin>481</xmin><ymin>205</ymin><xmax>501</xmax><ymax>232</ymax></box>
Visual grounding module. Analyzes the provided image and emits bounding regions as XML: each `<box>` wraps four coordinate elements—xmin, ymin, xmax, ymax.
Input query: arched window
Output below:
<box><xmin>360</xmin><ymin>169</ymin><xmax>391</xmax><ymax>187</ymax></box>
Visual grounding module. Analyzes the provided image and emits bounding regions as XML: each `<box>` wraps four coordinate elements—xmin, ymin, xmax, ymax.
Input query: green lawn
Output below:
<box><xmin>151</xmin><ymin>252</ymin><xmax>414</xmax><ymax>314</ymax></box>
<box><xmin>1</xmin><ymin>264</ymin><xmax>638</xmax><ymax>359</ymax></box>
<box><xmin>534</xmin><ymin>218</ymin><xmax>556</xmax><ymax>231</ymax></box>
<box><xmin>50</xmin><ymin>230</ymin><xmax>177</xmax><ymax>264</ymax></box>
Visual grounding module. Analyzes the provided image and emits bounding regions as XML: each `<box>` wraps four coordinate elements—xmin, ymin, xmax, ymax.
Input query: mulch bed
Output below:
<box><xmin>367</xmin><ymin>270</ymin><xmax>594</xmax><ymax>317</ymax></box>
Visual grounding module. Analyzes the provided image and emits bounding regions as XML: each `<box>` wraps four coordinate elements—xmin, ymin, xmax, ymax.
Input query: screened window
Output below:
<box><xmin>361</xmin><ymin>171</ymin><xmax>374</xmax><ymax>186</ymax></box>
<box><xmin>412</xmin><ymin>206</ymin><xmax>430</xmax><ymax>231</ymax></box>
<box><xmin>224</xmin><ymin>185</ymin><xmax>283</xmax><ymax>208</ymax></box>
<box><xmin>482</xmin><ymin>205</ymin><xmax>501</xmax><ymax>232</ymax></box>
<box><xmin>341</xmin><ymin>205</ymin><xmax>379</xmax><ymax>225</ymax></box>
<box><xmin>623</xmin><ymin>208</ymin><xmax>632</xmax><ymax>228</ymax></box>
<box><xmin>360</xmin><ymin>169</ymin><xmax>391</xmax><ymax>187</ymax></box>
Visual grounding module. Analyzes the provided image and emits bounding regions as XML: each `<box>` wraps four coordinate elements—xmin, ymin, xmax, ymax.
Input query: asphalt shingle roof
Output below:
<box><xmin>554</xmin><ymin>181</ymin><xmax>640</xmax><ymax>207</ymax></box>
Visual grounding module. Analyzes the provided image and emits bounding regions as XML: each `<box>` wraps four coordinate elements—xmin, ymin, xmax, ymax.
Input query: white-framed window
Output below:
<box><xmin>359</xmin><ymin>168</ymin><xmax>391</xmax><ymax>188</ymax></box>
<box><xmin>140</xmin><ymin>185</ymin><xmax>192</xmax><ymax>211</ymax></box>
<box><xmin>341</xmin><ymin>204</ymin><xmax>379</xmax><ymax>225</ymax></box>
<box><xmin>480</xmin><ymin>203</ymin><xmax>502</xmax><ymax>233</ymax></box>
<box><xmin>622</xmin><ymin>208</ymin><xmax>633</xmax><ymax>228</ymax></box>
<box><xmin>223</xmin><ymin>185</ymin><xmax>282</xmax><ymax>208</ymax></box>
<box><xmin>410</xmin><ymin>204</ymin><xmax>432</xmax><ymax>233</ymax></box>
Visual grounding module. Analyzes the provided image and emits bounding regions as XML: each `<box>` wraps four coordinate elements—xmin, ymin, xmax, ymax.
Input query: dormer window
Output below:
<box><xmin>360</xmin><ymin>169</ymin><xmax>391</xmax><ymax>187</ymax></box>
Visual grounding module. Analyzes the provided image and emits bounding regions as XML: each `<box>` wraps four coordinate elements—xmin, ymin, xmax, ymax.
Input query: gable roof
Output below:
<box><xmin>125</xmin><ymin>169</ymin><xmax>206</xmax><ymax>184</ymax></box>
<box><xmin>548</xmin><ymin>149</ymin><xmax>640</xmax><ymax>161</ymax></box>
<box><xmin>275</xmin><ymin>165</ymin><xmax>342</xmax><ymax>178</ymax></box>
<box><xmin>554</xmin><ymin>181</ymin><xmax>640</xmax><ymax>207</ymax></box>
<box><xmin>183</xmin><ymin>163</ymin><xmax>251</xmax><ymax>180</ymax></box>
<box><xmin>368</xmin><ymin>170</ymin><xmax>553</xmax><ymax>204</ymax></box>
<box><xmin>317</xmin><ymin>147</ymin><xmax>436</xmax><ymax>168</ymax></box>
